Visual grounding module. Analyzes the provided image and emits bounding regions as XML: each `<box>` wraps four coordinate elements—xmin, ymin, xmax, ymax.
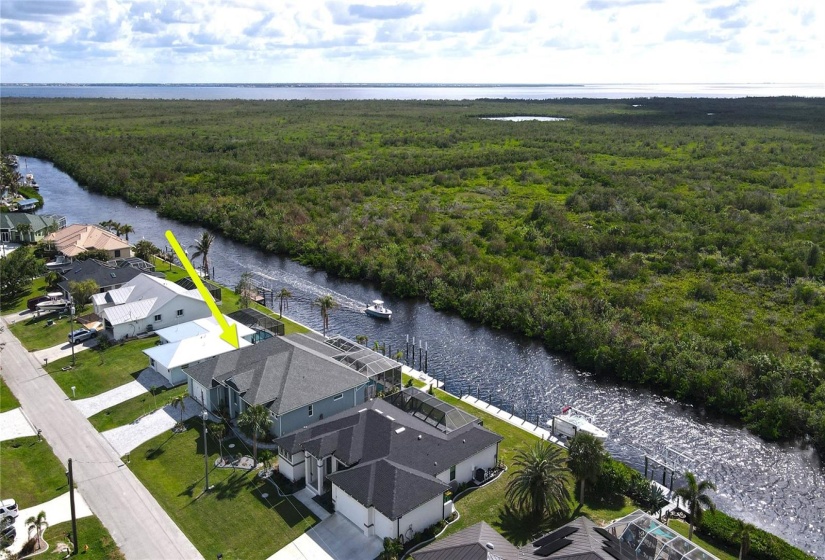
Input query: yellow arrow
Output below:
<box><xmin>165</xmin><ymin>230</ymin><xmax>239</xmax><ymax>348</ymax></box>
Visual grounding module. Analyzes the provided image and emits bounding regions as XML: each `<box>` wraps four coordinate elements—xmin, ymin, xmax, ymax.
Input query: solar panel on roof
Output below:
<box><xmin>533</xmin><ymin>537</ymin><xmax>573</xmax><ymax>557</ymax></box>
<box><xmin>532</xmin><ymin>525</ymin><xmax>579</xmax><ymax>547</ymax></box>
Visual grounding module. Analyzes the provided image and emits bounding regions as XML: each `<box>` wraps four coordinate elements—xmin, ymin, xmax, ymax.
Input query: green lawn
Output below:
<box><xmin>0</xmin><ymin>375</ymin><xmax>20</xmax><ymax>411</ymax></box>
<box><xmin>127</xmin><ymin>422</ymin><xmax>317</xmax><ymax>560</ymax></box>
<box><xmin>8</xmin><ymin>310</ymin><xmax>81</xmax><ymax>352</ymax></box>
<box><xmin>0</xmin><ymin>436</ymin><xmax>69</xmax><ymax>508</ymax></box>
<box><xmin>415</xmin><ymin>380</ymin><xmax>637</xmax><ymax>543</ymax></box>
<box><xmin>45</xmin><ymin>338</ymin><xmax>157</xmax><ymax>399</ymax></box>
<box><xmin>0</xmin><ymin>275</ymin><xmax>48</xmax><ymax>316</ymax></box>
<box><xmin>89</xmin><ymin>384</ymin><xmax>188</xmax><ymax>432</ymax></box>
<box><xmin>42</xmin><ymin>516</ymin><xmax>124</xmax><ymax>560</ymax></box>
<box><xmin>668</xmin><ymin>519</ymin><xmax>738</xmax><ymax>560</ymax></box>
<box><xmin>152</xmin><ymin>258</ymin><xmax>309</xmax><ymax>335</ymax></box>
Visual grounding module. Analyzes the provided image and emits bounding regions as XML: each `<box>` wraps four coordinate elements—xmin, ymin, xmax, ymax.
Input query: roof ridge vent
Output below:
<box><xmin>485</xmin><ymin>542</ymin><xmax>494</xmax><ymax>550</ymax></box>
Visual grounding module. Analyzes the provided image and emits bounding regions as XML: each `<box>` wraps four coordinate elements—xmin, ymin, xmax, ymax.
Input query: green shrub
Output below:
<box><xmin>699</xmin><ymin>510</ymin><xmax>814</xmax><ymax>560</ymax></box>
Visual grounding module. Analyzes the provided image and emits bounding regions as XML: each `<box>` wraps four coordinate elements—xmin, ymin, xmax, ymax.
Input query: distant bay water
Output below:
<box><xmin>1</xmin><ymin>82</ymin><xmax>823</xmax><ymax>100</ymax></box>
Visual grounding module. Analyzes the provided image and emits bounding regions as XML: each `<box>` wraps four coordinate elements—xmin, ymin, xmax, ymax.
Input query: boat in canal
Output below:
<box><xmin>548</xmin><ymin>405</ymin><xmax>608</xmax><ymax>442</ymax></box>
<box><xmin>365</xmin><ymin>299</ymin><xmax>392</xmax><ymax>319</ymax></box>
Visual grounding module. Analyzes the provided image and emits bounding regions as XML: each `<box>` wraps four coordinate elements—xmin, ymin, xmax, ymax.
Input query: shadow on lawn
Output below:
<box><xmin>145</xmin><ymin>432</ymin><xmax>176</xmax><ymax>460</ymax></box>
<box><xmin>496</xmin><ymin>503</ymin><xmax>567</xmax><ymax>546</ymax></box>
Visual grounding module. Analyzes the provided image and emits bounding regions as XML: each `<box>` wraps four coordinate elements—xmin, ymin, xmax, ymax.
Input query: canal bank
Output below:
<box><xmin>22</xmin><ymin>156</ymin><xmax>825</xmax><ymax>556</ymax></box>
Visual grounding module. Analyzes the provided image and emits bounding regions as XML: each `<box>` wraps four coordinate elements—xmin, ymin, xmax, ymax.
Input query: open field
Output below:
<box><xmin>2</xmin><ymin>97</ymin><xmax>823</xmax><ymax>449</ymax></box>
<box><xmin>127</xmin><ymin>425</ymin><xmax>317</xmax><ymax>560</ymax></box>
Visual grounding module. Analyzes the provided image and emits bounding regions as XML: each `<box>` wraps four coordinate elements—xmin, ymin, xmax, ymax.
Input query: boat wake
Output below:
<box><xmin>248</xmin><ymin>268</ymin><xmax>367</xmax><ymax>312</ymax></box>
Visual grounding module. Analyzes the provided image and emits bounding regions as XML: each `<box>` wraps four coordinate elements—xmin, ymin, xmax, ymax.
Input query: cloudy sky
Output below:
<box><xmin>0</xmin><ymin>0</ymin><xmax>821</xmax><ymax>84</ymax></box>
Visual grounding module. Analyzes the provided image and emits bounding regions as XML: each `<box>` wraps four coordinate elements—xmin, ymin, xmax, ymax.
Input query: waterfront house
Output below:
<box><xmin>275</xmin><ymin>391</ymin><xmax>502</xmax><ymax>543</ymax></box>
<box><xmin>56</xmin><ymin>258</ymin><xmax>148</xmax><ymax>297</ymax></box>
<box><xmin>43</xmin><ymin>223</ymin><xmax>132</xmax><ymax>259</ymax></box>
<box><xmin>183</xmin><ymin>333</ymin><xmax>379</xmax><ymax>436</ymax></box>
<box><xmin>0</xmin><ymin>213</ymin><xmax>63</xmax><ymax>244</ymax></box>
<box><xmin>143</xmin><ymin>316</ymin><xmax>256</xmax><ymax>386</ymax></box>
<box><xmin>92</xmin><ymin>273</ymin><xmax>211</xmax><ymax>340</ymax></box>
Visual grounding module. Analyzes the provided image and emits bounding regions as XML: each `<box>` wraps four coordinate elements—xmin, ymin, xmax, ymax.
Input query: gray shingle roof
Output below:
<box><xmin>521</xmin><ymin>516</ymin><xmax>622</xmax><ymax>560</ymax></box>
<box><xmin>185</xmin><ymin>335</ymin><xmax>370</xmax><ymax>415</ymax></box>
<box><xmin>57</xmin><ymin>259</ymin><xmax>143</xmax><ymax>294</ymax></box>
<box><xmin>275</xmin><ymin>399</ymin><xmax>503</xmax><ymax>520</ymax></box>
<box><xmin>413</xmin><ymin>521</ymin><xmax>521</xmax><ymax>560</ymax></box>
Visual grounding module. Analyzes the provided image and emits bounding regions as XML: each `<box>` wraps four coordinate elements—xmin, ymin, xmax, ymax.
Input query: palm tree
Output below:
<box><xmin>505</xmin><ymin>439</ymin><xmax>571</xmax><ymax>520</ymax></box>
<box><xmin>235</xmin><ymin>271</ymin><xmax>255</xmax><ymax>308</ymax></box>
<box><xmin>26</xmin><ymin>510</ymin><xmax>47</xmax><ymax>550</ymax></box>
<box><xmin>44</xmin><ymin>271</ymin><xmax>62</xmax><ymax>289</ymax></box>
<box><xmin>191</xmin><ymin>231</ymin><xmax>215</xmax><ymax>277</ymax></box>
<box><xmin>99</xmin><ymin>219</ymin><xmax>118</xmax><ymax>233</ymax></box>
<box><xmin>211</xmin><ymin>422</ymin><xmax>226</xmax><ymax>461</ymax></box>
<box><xmin>237</xmin><ymin>404</ymin><xmax>272</xmax><ymax>465</ymax></box>
<box><xmin>674</xmin><ymin>471</ymin><xmax>717</xmax><ymax>541</ymax></box>
<box><xmin>15</xmin><ymin>222</ymin><xmax>33</xmax><ymax>243</ymax></box>
<box><xmin>736</xmin><ymin>519</ymin><xmax>755</xmax><ymax>559</ymax></box>
<box><xmin>355</xmin><ymin>334</ymin><xmax>368</xmax><ymax>346</ymax></box>
<box><xmin>169</xmin><ymin>392</ymin><xmax>188</xmax><ymax>429</ymax></box>
<box><xmin>314</xmin><ymin>294</ymin><xmax>337</xmax><ymax>337</ymax></box>
<box><xmin>116</xmin><ymin>223</ymin><xmax>135</xmax><ymax>241</ymax></box>
<box><xmin>277</xmin><ymin>288</ymin><xmax>292</xmax><ymax>318</ymax></box>
<box><xmin>567</xmin><ymin>432</ymin><xmax>607</xmax><ymax>505</ymax></box>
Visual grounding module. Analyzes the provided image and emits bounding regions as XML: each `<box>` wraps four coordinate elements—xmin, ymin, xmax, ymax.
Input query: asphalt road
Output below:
<box><xmin>1</xmin><ymin>322</ymin><xmax>203</xmax><ymax>560</ymax></box>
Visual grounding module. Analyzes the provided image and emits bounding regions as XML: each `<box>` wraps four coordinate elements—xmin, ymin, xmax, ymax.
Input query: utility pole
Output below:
<box><xmin>70</xmin><ymin>300</ymin><xmax>76</xmax><ymax>366</ymax></box>
<box><xmin>67</xmin><ymin>459</ymin><xmax>78</xmax><ymax>555</ymax></box>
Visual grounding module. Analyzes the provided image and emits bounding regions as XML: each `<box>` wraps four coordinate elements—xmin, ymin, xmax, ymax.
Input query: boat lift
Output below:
<box><xmin>643</xmin><ymin>445</ymin><xmax>698</xmax><ymax>491</ymax></box>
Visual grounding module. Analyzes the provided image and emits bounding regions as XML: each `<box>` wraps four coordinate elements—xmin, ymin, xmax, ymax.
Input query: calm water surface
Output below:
<box><xmin>24</xmin><ymin>156</ymin><xmax>825</xmax><ymax>556</ymax></box>
<box><xmin>2</xmin><ymin>83</ymin><xmax>823</xmax><ymax>100</ymax></box>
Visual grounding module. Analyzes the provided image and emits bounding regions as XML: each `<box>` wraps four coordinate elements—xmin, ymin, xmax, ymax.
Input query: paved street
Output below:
<box><xmin>0</xmin><ymin>322</ymin><xmax>203</xmax><ymax>560</ymax></box>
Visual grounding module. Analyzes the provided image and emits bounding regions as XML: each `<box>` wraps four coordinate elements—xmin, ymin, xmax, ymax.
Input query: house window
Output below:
<box><xmin>154</xmin><ymin>314</ymin><xmax>162</xmax><ymax>322</ymax></box>
<box><xmin>114</xmin><ymin>250</ymin><xmax>121</xmax><ymax>257</ymax></box>
<box><xmin>449</xmin><ymin>465</ymin><xmax>456</xmax><ymax>481</ymax></box>
<box><xmin>308</xmin><ymin>404</ymin><xmax>313</xmax><ymax>417</ymax></box>
<box><xmin>176</xmin><ymin>309</ymin><xmax>184</xmax><ymax>317</ymax></box>
<box><xmin>333</xmin><ymin>393</ymin><xmax>343</xmax><ymax>401</ymax></box>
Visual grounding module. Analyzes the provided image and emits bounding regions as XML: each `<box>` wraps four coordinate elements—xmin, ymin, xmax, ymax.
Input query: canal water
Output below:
<box><xmin>26</xmin><ymin>157</ymin><xmax>824</xmax><ymax>556</ymax></box>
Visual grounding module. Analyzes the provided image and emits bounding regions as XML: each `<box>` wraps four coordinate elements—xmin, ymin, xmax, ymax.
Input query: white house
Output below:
<box><xmin>143</xmin><ymin>317</ymin><xmax>256</xmax><ymax>386</ymax></box>
<box><xmin>275</xmin><ymin>392</ymin><xmax>502</xmax><ymax>543</ymax></box>
<box><xmin>92</xmin><ymin>273</ymin><xmax>212</xmax><ymax>340</ymax></box>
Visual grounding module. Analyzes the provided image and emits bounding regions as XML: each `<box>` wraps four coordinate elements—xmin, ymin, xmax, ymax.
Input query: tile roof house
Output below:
<box><xmin>183</xmin><ymin>334</ymin><xmax>376</xmax><ymax>437</ymax></box>
<box><xmin>275</xmin><ymin>397</ymin><xmax>503</xmax><ymax>543</ymax></box>
<box><xmin>43</xmin><ymin>223</ymin><xmax>132</xmax><ymax>259</ymax></box>
<box><xmin>92</xmin><ymin>273</ymin><xmax>211</xmax><ymax>340</ymax></box>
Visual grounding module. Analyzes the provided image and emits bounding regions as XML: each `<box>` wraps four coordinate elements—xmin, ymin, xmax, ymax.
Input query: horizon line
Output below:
<box><xmin>2</xmin><ymin>82</ymin><xmax>822</xmax><ymax>87</ymax></box>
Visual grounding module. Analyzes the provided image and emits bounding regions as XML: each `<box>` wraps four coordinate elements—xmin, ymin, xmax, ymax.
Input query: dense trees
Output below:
<box><xmin>0</xmin><ymin>246</ymin><xmax>40</xmax><ymax>300</ymax></box>
<box><xmin>2</xmin><ymin>97</ymin><xmax>824</xmax><ymax>453</ymax></box>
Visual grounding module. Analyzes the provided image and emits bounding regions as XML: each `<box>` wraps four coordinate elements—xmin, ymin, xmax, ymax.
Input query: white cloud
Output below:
<box><xmin>0</xmin><ymin>0</ymin><xmax>822</xmax><ymax>83</ymax></box>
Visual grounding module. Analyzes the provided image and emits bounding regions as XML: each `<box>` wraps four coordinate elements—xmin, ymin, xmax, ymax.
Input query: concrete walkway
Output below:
<box><xmin>102</xmin><ymin>396</ymin><xmax>206</xmax><ymax>457</ymax></box>
<box><xmin>0</xmin><ymin>407</ymin><xmax>37</xmax><ymax>441</ymax></box>
<box><xmin>73</xmin><ymin>368</ymin><xmax>170</xmax><ymax>418</ymax></box>
<box><xmin>7</xmin><ymin>491</ymin><xmax>94</xmax><ymax>555</ymax></box>
<box><xmin>293</xmin><ymin>488</ymin><xmax>331</xmax><ymax>521</ymax></box>
<box><xmin>268</xmin><ymin>513</ymin><xmax>383</xmax><ymax>560</ymax></box>
<box><xmin>1</xmin><ymin>318</ymin><xmax>203</xmax><ymax>560</ymax></box>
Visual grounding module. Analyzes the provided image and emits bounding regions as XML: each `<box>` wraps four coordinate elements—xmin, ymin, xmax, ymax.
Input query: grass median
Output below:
<box><xmin>45</xmin><ymin>337</ymin><xmax>157</xmax><ymax>399</ymax></box>
<box><xmin>127</xmin><ymin>421</ymin><xmax>317</xmax><ymax>560</ymax></box>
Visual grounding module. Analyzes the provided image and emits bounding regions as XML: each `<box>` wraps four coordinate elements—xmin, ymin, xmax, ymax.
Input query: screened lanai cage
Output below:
<box><xmin>385</xmin><ymin>387</ymin><xmax>479</xmax><ymax>434</ymax></box>
<box><xmin>607</xmin><ymin>511</ymin><xmax>719</xmax><ymax>560</ymax></box>
<box><xmin>324</xmin><ymin>336</ymin><xmax>402</xmax><ymax>391</ymax></box>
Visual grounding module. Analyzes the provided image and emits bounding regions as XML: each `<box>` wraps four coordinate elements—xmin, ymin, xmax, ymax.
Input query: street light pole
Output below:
<box><xmin>70</xmin><ymin>300</ymin><xmax>76</xmax><ymax>366</ymax></box>
<box><xmin>202</xmin><ymin>409</ymin><xmax>210</xmax><ymax>494</ymax></box>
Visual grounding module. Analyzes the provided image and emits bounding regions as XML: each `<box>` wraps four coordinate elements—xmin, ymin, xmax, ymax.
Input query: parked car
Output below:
<box><xmin>0</xmin><ymin>499</ymin><xmax>18</xmax><ymax>522</ymax></box>
<box><xmin>68</xmin><ymin>328</ymin><xmax>98</xmax><ymax>345</ymax></box>
<box><xmin>0</xmin><ymin>523</ymin><xmax>15</xmax><ymax>549</ymax></box>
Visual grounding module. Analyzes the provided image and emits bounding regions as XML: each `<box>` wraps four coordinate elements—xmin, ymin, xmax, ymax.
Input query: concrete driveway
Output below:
<box><xmin>268</xmin><ymin>513</ymin><xmax>383</xmax><ymax>560</ymax></box>
<box><xmin>6</xmin><ymin>491</ymin><xmax>93</xmax><ymax>555</ymax></box>
<box><xmin>33</xmin><ymin>337</ymin><xmax>98</xmax><ymax>365</ymax></box>
<box><xmin>0</xmin><ymin>408</ymin><xmax>37</xmax><ymax>441</ymax></box>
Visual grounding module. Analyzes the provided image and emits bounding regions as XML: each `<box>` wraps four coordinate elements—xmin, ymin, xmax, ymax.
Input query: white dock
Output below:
<box><xmin>460</xmin><ymin>395</ymin><xmax>565</xmax><ymax>447</ymax></box>
<box><xmin>401</xmin><ymin>365</ymin><xmax>444</xmax><ymax>389</ymax></box>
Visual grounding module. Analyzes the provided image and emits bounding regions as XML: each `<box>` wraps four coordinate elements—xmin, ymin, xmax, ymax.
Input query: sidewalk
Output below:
<box><xmin>1</xmin><ymin>319</ymin><xmax>204</xmax><ymax>560</ymax></box>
